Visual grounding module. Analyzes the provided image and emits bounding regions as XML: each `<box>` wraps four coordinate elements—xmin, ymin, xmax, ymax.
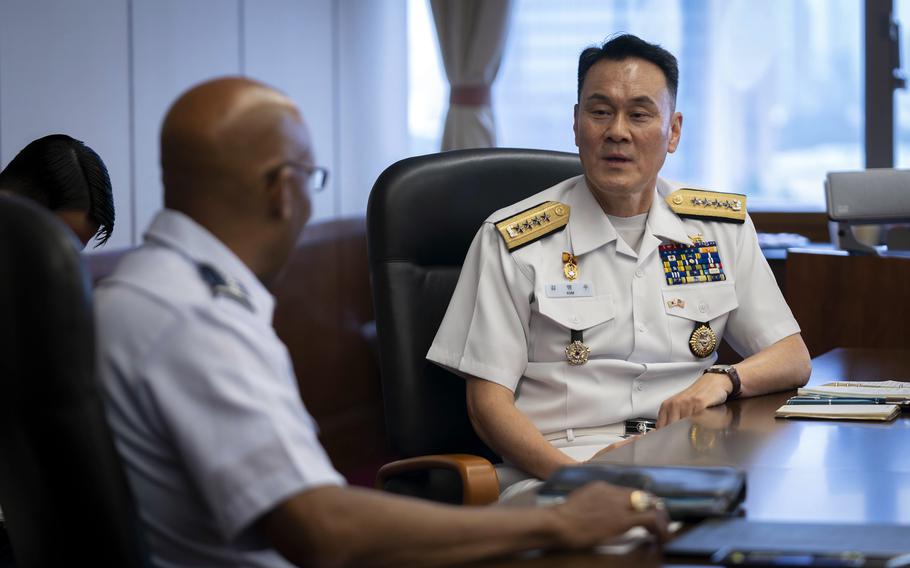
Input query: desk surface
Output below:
<box><xmin>472</xmin><ymin>348</ymin><xmax>910</xmax><ymax>567</ymax></box>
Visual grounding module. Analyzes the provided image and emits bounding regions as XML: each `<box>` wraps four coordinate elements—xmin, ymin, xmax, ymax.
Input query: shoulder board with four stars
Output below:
<box><xmin>666</xmin><ymin>188</ymin><xmax>747</xmax><ymax>224</ymax></box>
<box><xmin>494</xmin><ymin>201</ymin><xmax>570</xmax><ymax>251</ymax></box>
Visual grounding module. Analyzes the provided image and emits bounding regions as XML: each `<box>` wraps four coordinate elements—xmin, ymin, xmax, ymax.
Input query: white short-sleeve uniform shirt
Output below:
<box><xmin>428</xmin><ymin>176</ymin><xmax>799</xmax><ymax>442</ymax></box>
<box><xmin>96</xmin><ymin>209</ymin><xmax>344</xmax><ymax>568</ymax></box>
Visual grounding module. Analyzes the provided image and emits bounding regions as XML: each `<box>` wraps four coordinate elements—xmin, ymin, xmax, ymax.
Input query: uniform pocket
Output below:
<box><xmin>536</xmin><ymin>294</ymin><xmax>615</xmax><ymax>330</ymax></box>
<box><xmin>661</xmin><ymin>282</ymin><xmax>739</xmax><ymax>322</ymax></box>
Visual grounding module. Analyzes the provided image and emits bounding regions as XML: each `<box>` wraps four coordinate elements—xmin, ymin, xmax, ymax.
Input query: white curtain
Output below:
<box><xmin>430</xmin><ymin>0</ymin><xmax>513</xmax><ymax>151</ymax></box>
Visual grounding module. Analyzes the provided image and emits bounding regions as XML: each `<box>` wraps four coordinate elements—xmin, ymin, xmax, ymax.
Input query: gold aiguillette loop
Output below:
<box><xmin>562</xmin><ymin>251</ymin><xmax>578</xmax><ymax>281</ymax></box>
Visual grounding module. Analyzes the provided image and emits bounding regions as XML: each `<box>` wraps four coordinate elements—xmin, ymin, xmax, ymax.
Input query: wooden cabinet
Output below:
<box><xmin>785</xmin><ymin>250</ymin><xmax>910</xmax><ymax>358</ymax></box>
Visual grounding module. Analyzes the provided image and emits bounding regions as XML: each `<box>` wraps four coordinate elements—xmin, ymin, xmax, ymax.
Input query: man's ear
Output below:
<box><xmin>667</xmin><ymin>111</ymin><xmax>683</xmax><ymax>154</ymax></box>
<box><xmin>573</xmin><ymin>103</ymin><xmax>580</xmax><ymax>147</ymax></box>
<box><xmin>266</xmin><ymin>166</ymin><xmax>294</xmax><ymax>220</ymax></box>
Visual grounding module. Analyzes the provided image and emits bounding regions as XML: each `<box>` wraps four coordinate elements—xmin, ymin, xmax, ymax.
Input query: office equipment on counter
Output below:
<box><xmin>825</xmin><ymin>169</ymin><xmax>910</xmax><ymax>255</ymax></box>
<box><xmin>537</xmin><ymin>464</ymin><xmax>745</xmax><ymax>520</ymax></box>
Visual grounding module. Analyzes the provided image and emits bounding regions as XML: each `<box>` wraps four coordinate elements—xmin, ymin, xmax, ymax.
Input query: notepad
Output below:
<box><xmin>775</xmin><ymin>403</ymin><xmax>901</xmax><ymax>421</ymax></box>
<box><xmin>798</xmin><ymin>380</ymin><xmax>910</xmax><ymax>402</ymax></box>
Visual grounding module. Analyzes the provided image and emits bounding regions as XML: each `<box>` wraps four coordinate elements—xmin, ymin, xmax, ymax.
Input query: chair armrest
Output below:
<box><xmin>376</xmin><ymin>454</ymin><xmax>499</xmax><ymax>506</ymax></box>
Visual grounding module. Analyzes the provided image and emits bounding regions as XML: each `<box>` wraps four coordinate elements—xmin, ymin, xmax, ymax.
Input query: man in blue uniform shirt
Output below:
<box><xmin>95</xmin><ymin>77</ymin><xmax>668</xmax><ymax>567</ymax></box>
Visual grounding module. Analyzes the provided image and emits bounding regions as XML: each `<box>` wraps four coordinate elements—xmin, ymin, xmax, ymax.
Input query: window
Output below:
<box><xmin>409</xmin><ymin>0</ymin><xmax>864</xmax><ymax>211</ymax></box>
<box><xmin>895</xmin><ymin>0</ymin><xmax>910</xmax><ymax>166</ymax></box>
<box><xmin>407</xmin><ymin>0</ymin><xmax>447</xmax><ymax>156</ymax></box>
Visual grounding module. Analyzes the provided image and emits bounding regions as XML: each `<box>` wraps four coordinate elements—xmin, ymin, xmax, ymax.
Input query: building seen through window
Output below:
<box><xmin>409</xmin><ymin>0</ymin><xmax>863</xmax><ymax>211</ymax></box>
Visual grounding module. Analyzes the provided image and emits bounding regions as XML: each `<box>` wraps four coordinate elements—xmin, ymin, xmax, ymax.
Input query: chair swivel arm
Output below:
<box><xmin>376</xmin><ymin>454</ymin><xmax>499</xmax><ymax>506</ymax></box>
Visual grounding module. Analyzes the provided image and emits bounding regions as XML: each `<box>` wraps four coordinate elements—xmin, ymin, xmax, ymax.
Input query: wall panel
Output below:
<box><xmin>0</xmin><ymin>0</ymin><xmax>132</xmax><ymax>248</ymax></box>
<box><xmin>131</xmin><ymin>0</ymin><xmax>241</xmax><ymax>242</ymax></box>
<box><xmin>244</xmin><ymin>0</ymin><xmax>336</xmax><ymax>221</ymax></box>
<box><xmin>337</xmin><ymin>0</ymin><xmax>409</xmax><ymax>217</ymax></box>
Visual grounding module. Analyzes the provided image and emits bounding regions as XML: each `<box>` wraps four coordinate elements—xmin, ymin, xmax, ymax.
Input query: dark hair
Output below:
<box><xmin>0</xmin><ymin>134</ymin><xmax>115</xmax><ymax>246</ymax></box>
<box><xmin>577</xmin><ymin>34</ymin><xmax>679</xmax><ymax>104</ymax></box>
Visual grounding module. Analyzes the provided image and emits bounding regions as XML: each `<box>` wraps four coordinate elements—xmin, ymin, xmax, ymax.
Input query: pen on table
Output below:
<box><xmin>786</xmin><ymin>397</ymin><xmax>887</xmax><ymax>405</ymax></box>
<box><xmin>790</xmin><ymin>395</ymin><xmax>886</xmax><ymax>402</ymax></box>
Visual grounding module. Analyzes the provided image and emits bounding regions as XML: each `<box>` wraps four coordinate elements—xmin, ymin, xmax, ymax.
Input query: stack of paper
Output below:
<box><xmin>775</xmin><ymin>403</ymin><xmax>901</xmax><ymax>421</ymax></box>
<box><xmin>797</xmin><ymin>380</ymin><xmax>910</xmax><ymax>402</ymax></box>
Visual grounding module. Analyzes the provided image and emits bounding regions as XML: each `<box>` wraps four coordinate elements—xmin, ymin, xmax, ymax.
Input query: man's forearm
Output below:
<box><xmin>263</xmin><ymin>486</ymin><xmax>566</xmax><ymax>568</ymax></box>
<box><xmin>466</xmin><ymin>377</ymin><xmax>576</xmax><ymax>480</ymax></box>
<box><xmin>735</xmin><ymin>333</ymin><xmax>811</xmax><ymax>398</ymax></box>
<box><xmin>658</xmin><ymin>333</ymin><xmax>812</xmax><ymax>427</ymax></box>
<box><xmin>262</xmin><ymin>483</ymin><xmax>669</xmax><ymax>568</ymax></box>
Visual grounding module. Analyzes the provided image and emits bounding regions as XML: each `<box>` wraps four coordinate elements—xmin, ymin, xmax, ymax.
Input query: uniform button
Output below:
<box><xmin>634</xmin><ymin>269</ymin><xmax>644</xmax><ymax>278</ymax></box>
<box><xmin>637</xmin><ymin>324</ymin><xmax>647</xmax><ymax>333</ymax></box>
<box><xmin>698</xmin><ymin>302</ymin><xmax>709</xmax><ymax>314</ymax></box>
<box><xmin>571</xmin><ymin>315</ymin><xmax>580</xmax><ymax>324</ymax></box>
<box><xmin>636</xmin><ymin>384</ymin><xmax>645</xmax><ymax>391</ymax></box>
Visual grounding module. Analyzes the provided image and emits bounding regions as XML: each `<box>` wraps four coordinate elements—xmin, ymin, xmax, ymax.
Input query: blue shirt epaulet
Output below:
<box><xmin>196</xmin><ymin>263</ymin><xmax>254</xmax><ymax>312</ymax></box>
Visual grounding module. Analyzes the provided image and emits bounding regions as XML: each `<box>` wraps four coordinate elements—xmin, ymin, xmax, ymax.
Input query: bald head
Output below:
<box><xmin>160</xmin><ymin>77</ymin><xmax>315</xmax><ymax>284</ymax></box>
<box><xmin>161</xmin><ymin>77</ymin><xmax>309</xmax><ymax>207</ymax></box>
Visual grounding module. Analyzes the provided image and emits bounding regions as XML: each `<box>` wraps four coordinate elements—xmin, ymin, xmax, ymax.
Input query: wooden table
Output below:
<box><xmin>471</xmin><ymin>348</ymin><xmax>910</xmax><ymax>567</ymax></box>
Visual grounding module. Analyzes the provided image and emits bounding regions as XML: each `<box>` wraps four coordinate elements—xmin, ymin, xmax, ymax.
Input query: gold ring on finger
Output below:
<box><xmin>629</xmin><ymin>490</ymin><xmax>662</xmax><ymax>512</ymax></box>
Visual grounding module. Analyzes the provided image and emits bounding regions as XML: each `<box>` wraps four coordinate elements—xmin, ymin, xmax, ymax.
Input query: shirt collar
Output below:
<box><xmin>646</xmin><ymin>178</ymin><xmax>694</xmax><ymax>246</ymax></box>
<box><xmin>567</xmin><ymin>177</ymin><xmax>693</xmax><ymax>257</ymax></box>
<box><xmin>143</xmin><ymin>209</ymin><xmax>276</xmax><ymax>322</ymax></box>
<box><xmin>566</xmin><ymin>177</ymin><xmax>619</xmax><ymax>257</ymax></box>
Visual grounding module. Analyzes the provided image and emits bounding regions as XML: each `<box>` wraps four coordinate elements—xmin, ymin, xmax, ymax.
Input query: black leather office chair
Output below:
<box><xmin>367</xmin><ymin>148</ymin><xmax>583</xmax><ymax>505</ymax></box>
<box><xmin>0</xmin><ymin>195</ymin><xmax>149</xmax><ymax>567</ymax></box>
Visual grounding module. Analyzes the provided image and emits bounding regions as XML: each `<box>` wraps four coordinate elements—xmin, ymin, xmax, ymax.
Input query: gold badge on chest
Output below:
<box><xmin>565</xmin><ymin>340</ymin><xmax>590</xmax><ymax>365</ymax></box>
<box><xmin>565</xmin><ymin>329</ymin><xmax>590</xmax><ymax>365</ymax></box>
<box><xmin>562</xmin><ymin>252</ymin><xmax>578</xmax><ymax>280</ymax></box>
<box><xmin>688</xmin><ymin>322</ymin><xmax>717</xmax><ymax>358</ymax></box>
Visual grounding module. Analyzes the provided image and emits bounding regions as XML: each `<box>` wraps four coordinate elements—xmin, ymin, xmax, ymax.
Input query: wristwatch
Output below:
<box><xmin>704</xmin><ymin>364</ymin><xmax>741</xmax><ymax>401</ymax></box>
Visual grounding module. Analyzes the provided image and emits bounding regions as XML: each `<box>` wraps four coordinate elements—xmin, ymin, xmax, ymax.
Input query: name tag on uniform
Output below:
<box><xmin>544</xmin><ymin>282</ymin><xmax>594</xmax><ymax>298</ymax></box>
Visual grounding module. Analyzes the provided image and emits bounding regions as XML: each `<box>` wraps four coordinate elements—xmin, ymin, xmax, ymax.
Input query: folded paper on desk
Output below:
<box><xmin>537</xmin><ymin>464</ymin><xmax>746</xmax><ymax>521</ymax></box>
<box><xmin>776</xmin><ymin>403</ymin><xmax>901</xmax><ymax>421</ymax></box>
<box><xmin>799</xmin><ymin>380</ymin><xmax>910</xmax><ymax>402</ymax></box>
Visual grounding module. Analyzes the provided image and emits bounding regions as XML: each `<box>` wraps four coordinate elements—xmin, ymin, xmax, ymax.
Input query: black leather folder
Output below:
<box><xmin>537</xmin><ymin>464</ymin><xmax>747</xmax><ymax>520</ymax></box>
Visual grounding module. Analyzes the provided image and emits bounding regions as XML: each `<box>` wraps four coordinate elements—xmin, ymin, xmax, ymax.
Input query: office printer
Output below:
<box><xmin>826</xmin><ymin>168</ymin><xmax>910</xmax><ymax>254</ymax></box>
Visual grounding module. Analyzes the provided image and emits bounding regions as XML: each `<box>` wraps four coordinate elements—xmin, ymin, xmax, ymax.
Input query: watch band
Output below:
<box><xmin>705</xmin><ymin>364</ymin><xmax>742</xmax><ymax>401</ymax></box>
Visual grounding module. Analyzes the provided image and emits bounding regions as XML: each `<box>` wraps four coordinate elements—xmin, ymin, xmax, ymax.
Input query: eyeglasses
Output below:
<box><xmin>265</xmin><ymin>161</ymin><xmax>329</xmax><ymax>193</ymax></box>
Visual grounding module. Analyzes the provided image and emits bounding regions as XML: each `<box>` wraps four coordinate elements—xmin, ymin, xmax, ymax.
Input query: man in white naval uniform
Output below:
<box><xmin>95</xmin><ymin>77</ymin><xmax>668</xmax><ymax>567</ymax></box>
<box><xmin>427</xmin><ymin>34</ymin><xmax>812</xmax><ymax>500</ymax></box>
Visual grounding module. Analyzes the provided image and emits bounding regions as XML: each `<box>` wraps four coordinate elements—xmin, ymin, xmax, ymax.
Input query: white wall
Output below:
<box><xmin>0</xmin><ymin>0</ymin><xmax>409</xmax><ymax>248</ymax></box>
<box><xmin>131</xmin><ymin>0</ymin><xmax>242</xmax><ymax>244</ymax></box>
<box><xmin>337</xmin><ymin>0</ymin><xmax>409</xmax><ymax>216</ymax></box>
<box><xmin>243</xmin><ymin>0</ymin><xmax>342</xmax><ymax>224</ymax></box>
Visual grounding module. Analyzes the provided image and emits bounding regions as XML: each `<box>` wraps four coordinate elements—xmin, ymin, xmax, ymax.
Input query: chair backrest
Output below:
<box><xmin>367</xmin><ymin>148</ymin><xmax>583</xmax><ymax>460</ymax></box>
<box><xmin>0</xmin><ymin>195</ymin><xmax>148</xmax><ymax>567</ymax></box>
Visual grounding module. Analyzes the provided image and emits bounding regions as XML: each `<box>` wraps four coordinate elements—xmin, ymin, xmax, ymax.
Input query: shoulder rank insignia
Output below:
<box><xmin>666</xmin><ymin>189</ymin><xmax>746</xmax><ymax>224</ymax></box>
<box><xmin>494</xmin><ymin>201</ymin><xmax>570</xmax><ymax>251</ymax></box>
<box><xmin>197</xmin><ymin>263</ymin><xmax>254</xmax><ymax>312</ymax></box>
